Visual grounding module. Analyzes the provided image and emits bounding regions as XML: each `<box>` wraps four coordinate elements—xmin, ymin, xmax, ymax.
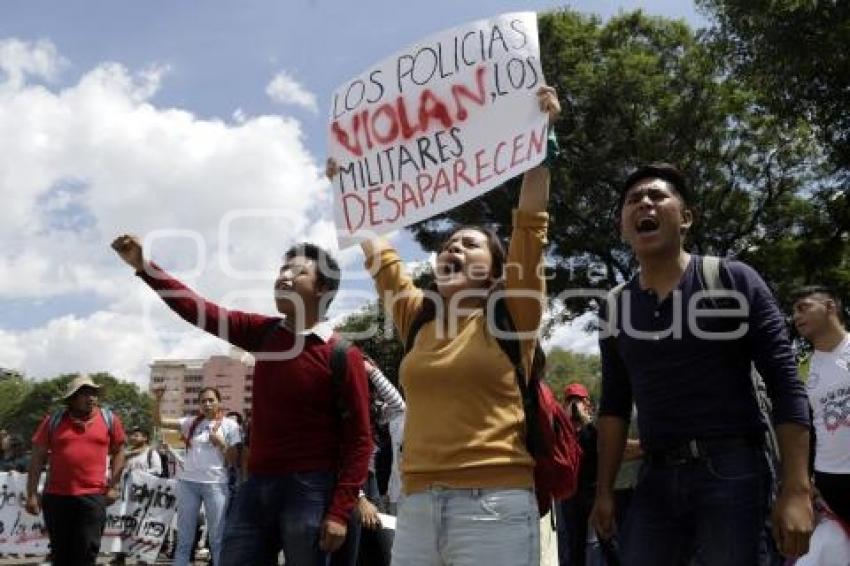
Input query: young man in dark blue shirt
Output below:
<box><xmin>589</xmin><ymin>164</ymin><xmax>814</xmax><ymax>564</ymax></box>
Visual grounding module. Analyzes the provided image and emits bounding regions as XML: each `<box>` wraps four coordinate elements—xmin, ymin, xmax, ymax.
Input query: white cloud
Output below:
<box><xmin>543</xmin><ymin>311</ymin><xmax>600</xmax><ymax>355</ymax></box>
<box><xmin>0</xmin><ymin>39</ymin><xmax>342</xmax><ymax>383</ymax></box>
<box><xmin>0</xmin><ymin>306</ymin><xmax>227</xmax><ymax>387</ymax></box>
<box><xmin>265</xmin><ymin>70</ymin><xmax>318</xmax><ymax>113</ymax></box>
<box><xmin>0</xmin><ymin>38</ymin><xmax>65</xmax><ymax>88</ymax></box>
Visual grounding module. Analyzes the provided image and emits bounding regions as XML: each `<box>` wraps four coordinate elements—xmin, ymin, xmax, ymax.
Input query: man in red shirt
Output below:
<box><xmin>111</xmin><ymin>234</ymin><xmax>372</xmax><ymax>566</ymax></box>
<box><xmin>26</xmin><ymin>374</ymin><xmax>126</xmax><ymax>566</ymax></box>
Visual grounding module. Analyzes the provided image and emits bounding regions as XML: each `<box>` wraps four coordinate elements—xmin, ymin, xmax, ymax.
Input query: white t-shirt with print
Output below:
<box><xmin>178</xmin><ymin>416</ymin><xmax>241</xmax><ymax>484</ymax></box>
<box><xmin>807</xmin><ymin>334</ymin><xmax>850</xmax><ymax>474</ymax></box>
<box><xmin>125</xmin><ymin>447</ymin><xmax>162</xmax><ymax>476</ymax></box>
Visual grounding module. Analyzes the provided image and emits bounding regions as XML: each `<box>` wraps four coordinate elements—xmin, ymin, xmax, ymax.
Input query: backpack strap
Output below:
<box><xmin>329</xmin><ymin>336</ymin><xmax>352</xmax><ymax>421</ymax></box>
<box><xmin>100</xmin><ymin>406</ymin><xmax>114</xmax><ymax>444</ymax></box>
<box><xmin>258</xmin><ymin>317</ymin><xmax>283</xmax><ymax>349</ymax></box>
<box><xmin>404</xmin><ymin>311</ymin><xmax>428</xmax><ymax>354</ymax></box>
<box><xmin>49</xmin><ymin>407</ymin><xmax>115</xmax><ymax>445</ymax></box>
<box><xmin>47</xmin><ymin>409</ymin><xmax>67</xmax><ymax>445</ymax></box>
<box><xmin>147</xmin><ymin>446</ymin><xmax>154</xmax><ymax>469</ymax></box>
<box><xmin>185</xmin><ymin>414</ymin><xmax>204</xmax><ymax>448</ymax></box>
<box><xmin>700</xmin><ymin>255</ymin><xmax>723</xmax><ymax>292</ymax></box>
<box><xmin>492</xmin><ymin>298</ymin><xmax>542</xmax><ymax>458</ymax></box>
<box><xmin>608</xmin><ymin>281</ymin><xmax>628</xmax><ymax>298</ymax></box>
<box><xmin>492</xmin><ymin>297</ymin><xmax>525</xmax><ymax>370</ymax></box>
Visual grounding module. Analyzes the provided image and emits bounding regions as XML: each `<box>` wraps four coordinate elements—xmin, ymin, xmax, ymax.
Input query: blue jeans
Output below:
<box><xmin>392</xmin><ymin>487</ymin><xmax>540</xmax><ymax>566</ymax></box>
<box><xmin>622</xmin><ymin>443</ymin><xmax>770</xmax><ymax>566</ymax></box>
<box><xmin>175</xmin><ymin>479</ymin><xmax>229</xmax><ymax>566</ymax></box>
<box><xmin>220</xmin><ymin>471</ymin><xmax>335</xmax><ymax>566</ymax></box>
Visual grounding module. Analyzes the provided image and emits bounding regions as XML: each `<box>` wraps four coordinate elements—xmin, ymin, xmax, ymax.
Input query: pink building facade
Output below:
<box><xmin>149</xmin><ymin>347</ymin><xmax>255</xmax><ymax>420</ymax></box>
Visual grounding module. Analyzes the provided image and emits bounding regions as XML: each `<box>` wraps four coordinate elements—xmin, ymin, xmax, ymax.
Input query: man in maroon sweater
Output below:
<box><xmin>112</xmin><ymin>234</ymin><xmax>372</xmax><ymax>566</ymax></box>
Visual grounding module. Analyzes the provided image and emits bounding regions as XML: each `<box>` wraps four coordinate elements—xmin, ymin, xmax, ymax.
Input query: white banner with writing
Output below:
<box><xmin>0</xmin><ymin>470</ymin><xmax>177</xmax><ymax>561</ymax></box>
<box><xmin>0</xmin><ymin>472</ymin><xmax>49</xmax><ymax>554</ymax></box>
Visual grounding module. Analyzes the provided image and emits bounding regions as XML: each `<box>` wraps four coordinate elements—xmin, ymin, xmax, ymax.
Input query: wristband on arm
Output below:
<box><xmin>541</xmin><ymin>127</ymin><xmax>561</xmax><ymax>169</ymax></box>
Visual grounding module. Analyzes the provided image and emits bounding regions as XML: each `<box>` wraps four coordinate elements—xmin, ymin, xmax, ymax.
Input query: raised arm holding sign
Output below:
<box><xmin>328</xmin><ymin>55</ymin><xmax>561</xmax><ymax>560</ymax></box>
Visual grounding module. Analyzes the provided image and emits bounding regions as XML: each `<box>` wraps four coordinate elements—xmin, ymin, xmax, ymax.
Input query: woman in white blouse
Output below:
<box><xmin>153</xmin><ymin>386</ymin><xmax>241</xmax><ymax>566</ymax></box>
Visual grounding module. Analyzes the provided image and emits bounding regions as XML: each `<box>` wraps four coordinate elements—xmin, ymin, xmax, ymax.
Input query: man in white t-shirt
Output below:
<box><xmin>111</xmin><ymin>427</ymin><xmax>163</xmax><ymax>566</ymax></box>
<box><xmin>124</xmin><ymin>427</ymin><xmax>163</xmax><ymax>476</ymax></box>
<box><xmin>792</xmin><ymin>286</ymin><xmax>850</xmax><ymax>524</ymax></box>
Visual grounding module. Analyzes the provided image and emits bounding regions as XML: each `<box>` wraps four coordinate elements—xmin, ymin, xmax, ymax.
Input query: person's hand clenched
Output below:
<box><xmin>111</xmin><ymin>234</ymin><xmax>145</xmax><ymax>272</ymax></box>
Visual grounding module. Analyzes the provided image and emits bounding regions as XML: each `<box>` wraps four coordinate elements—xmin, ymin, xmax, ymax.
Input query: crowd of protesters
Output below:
<box><xmin>6</xmin><ymin>82</ymin><xmax>848</xmax><ymax>566</ymax></box>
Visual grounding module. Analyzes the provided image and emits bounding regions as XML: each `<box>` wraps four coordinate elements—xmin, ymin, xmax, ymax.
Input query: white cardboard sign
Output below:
<box><xmin>328</xmin><ymin>12</ymin><xmax>547</xmax><ymax>248</ymax></box>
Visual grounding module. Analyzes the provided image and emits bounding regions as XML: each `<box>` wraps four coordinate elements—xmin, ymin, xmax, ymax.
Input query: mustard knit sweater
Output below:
<box><xmin>366</xmin><ymin>209</ymin><xmax>548</xmax><ymax>494</ymax></box>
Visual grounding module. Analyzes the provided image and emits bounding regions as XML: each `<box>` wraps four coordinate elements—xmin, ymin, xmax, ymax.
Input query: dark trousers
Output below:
<box><xmin>815</xmin><ymin>470</ymin><xmax>850</xmax><ymax>523</ymax></box>
<box><xmin>558</xmin><ymin>494</ymin><xmax>591</xmax><ymax>565</ymax></box>
<box><xmin>556</xmin><ymin>490</ymin><xmax>630</xmax><ymax>566</ymax></box>
<box><xmin>331</xmin><ymin>505</ymin><xmax>362</xmax><ymax>566</ymax></box>
<box><xmin>331</xmin><ymin>472</ymin><xmax>381</xmax><ymax>566</ymax></box>
<box><xmin>622</xmin><ymin>443</ymin><xmax>769</xmax><ymax>566</ymax></box>
<box><xmin>220</xmin><ymin>471</ymin><xmax>334</xmax><ymax>566</ymax></box>
<box><xmin>42</xmin><ymin>493</ymin><xmax>107</xmax><ymax>566</ymax></box>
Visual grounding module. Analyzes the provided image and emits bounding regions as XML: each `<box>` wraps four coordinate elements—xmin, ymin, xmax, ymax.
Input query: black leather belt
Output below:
<box><xmin>647</xmin><ymin>436</ymin><xmax>761</xmax><ymax>466</ymax></box>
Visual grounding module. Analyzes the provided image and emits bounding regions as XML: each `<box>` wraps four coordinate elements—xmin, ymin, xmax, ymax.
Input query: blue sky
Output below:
<box><xmin>0</xmin><ymin>1</ymin><xmax>705</xmax><ymax>383</ymax></box>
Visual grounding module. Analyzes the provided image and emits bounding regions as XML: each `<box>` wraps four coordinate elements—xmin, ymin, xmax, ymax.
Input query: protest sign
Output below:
<box><xmin>328</xmin><ymin>12</ymin><xmax>547</xmax><ymax>247</ymax></box>
<box><xmin>101</xmin><ymin>469</ymin><xmax>178</xmax><ymax>561</ymax></box>
<box><xmin>0</xmin><ymin>470</ymin><xmax>177</xmax><ymax>561</ymax></box>
<box><xmin>0</xmin><ymin>472</ymin><xmax>49</xmax><ymax>555</ymax></box>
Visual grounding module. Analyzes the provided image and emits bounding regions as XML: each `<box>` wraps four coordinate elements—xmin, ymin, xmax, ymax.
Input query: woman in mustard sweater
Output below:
<box><xmin>329</xmin><ymin>86</ymin><xmax>559</xmax><ymax>566</ymax></box>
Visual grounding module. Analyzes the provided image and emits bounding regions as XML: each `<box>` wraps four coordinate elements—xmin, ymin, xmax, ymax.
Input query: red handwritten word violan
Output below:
<box><xmin>332</xmin><ymin>66</ymin><xmax>488</xmax><ymax>158</ymax></box>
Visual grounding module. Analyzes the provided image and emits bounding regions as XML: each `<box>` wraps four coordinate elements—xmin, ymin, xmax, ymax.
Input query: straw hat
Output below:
<box><xmin>61</xmin><ymin>374</ymin><xmax>101</xmax><ymax>400</ymax></box>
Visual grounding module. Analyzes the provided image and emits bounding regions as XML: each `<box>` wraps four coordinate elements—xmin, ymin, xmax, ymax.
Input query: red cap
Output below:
<box><xmin>564</xmin><ymin>383</ymin><xmax>589</xmax><ymax>400</ymax></box>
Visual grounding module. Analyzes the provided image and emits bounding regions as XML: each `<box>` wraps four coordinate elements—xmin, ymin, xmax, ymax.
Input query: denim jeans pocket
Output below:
<box><xmin>704</xmin><ymin>447</ymin><xmax>764</xmax><ymax>481</ymax></box>
<box><xmin>477</xmin><ymin>489</ymin><xmax>534</xmax><ymax>523</ymax></box>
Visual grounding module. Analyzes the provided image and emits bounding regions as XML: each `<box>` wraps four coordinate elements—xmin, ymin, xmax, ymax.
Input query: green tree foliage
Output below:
<box><xmin>698</xmin><ymin>0</ymin><xmax>850</xmax><ymax>173</ymax></box>
<box><xmin>4</xmin><ymin>372</ymin><xmax>153</xmax><ymax>445</ymax></box>
<box><xmin>93</xmin><ymin>373</ymin><xmax>154</xmax><ymax>434</ymax></box>
<box><xmin>697</xmin><ymin>0</ymin><xmax>850</xmax><ymax>310</ymax></box>
<box><xmin>407</xmin><ymin>9</ymin><xmax>830</xmax><ymax>324</ymax></box>
<box><xmin>735</xmin><ymin>189</ymin><xmax>850</xmax><ymax>316</ymax></box>
<box><xmin>337</xmin><ymin>301</ymin><xmax>404</xmax><ymax>386</ymax></box>
<box><xmin>544</xmin><ymin>347</ymin><xmax>601</xmax><ymax>401</ymax></box>
<box><xmin>0</xmin><ymin>371</ymin><xmax>32</xmax><ymax>429</ymax></box>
